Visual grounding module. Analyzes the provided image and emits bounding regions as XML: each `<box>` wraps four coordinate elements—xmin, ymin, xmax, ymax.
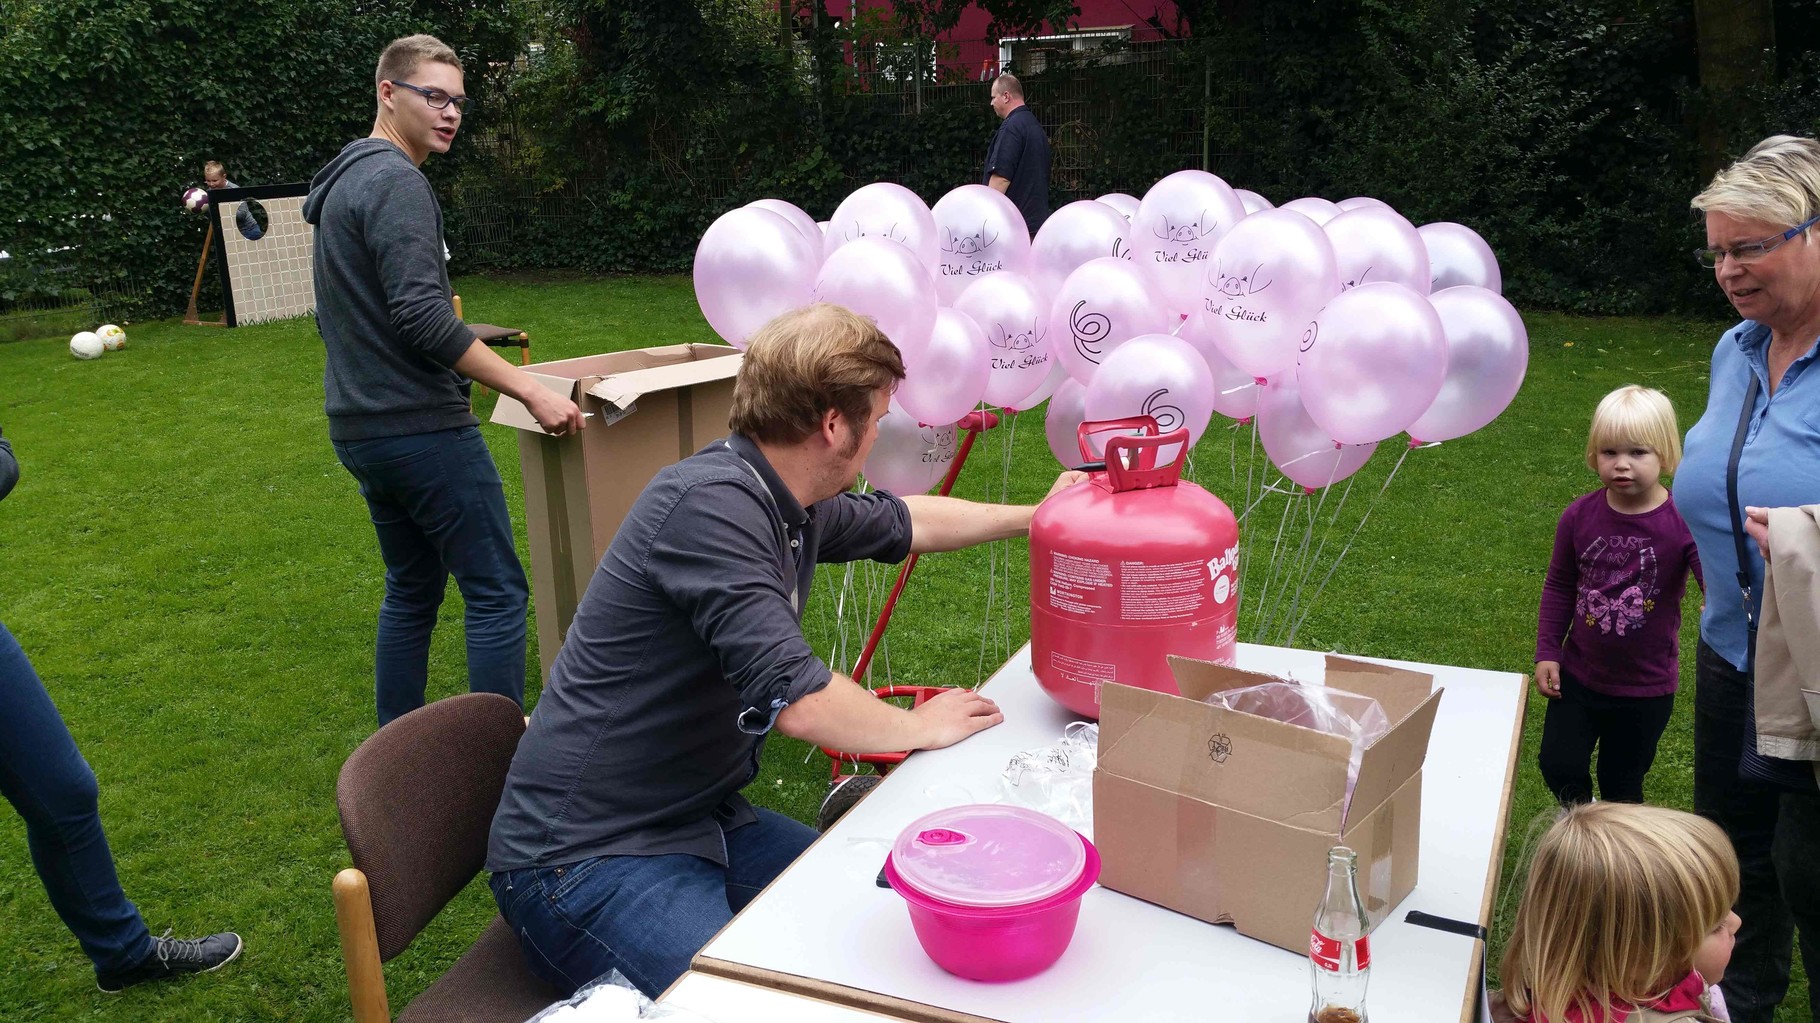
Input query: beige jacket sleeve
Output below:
<box><xmin>1755</xmin><ymin>505</ymin><xmax>1820</xmax><ymax>770</ymax></box>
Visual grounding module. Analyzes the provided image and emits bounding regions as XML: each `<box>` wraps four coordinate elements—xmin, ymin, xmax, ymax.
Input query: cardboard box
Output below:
<box><xmin>492</xmin><ymin>344</ymin><xmax>743</xmax><ymax>677</ymax></box>
<box><xmin>1092</xmin><ymin>654</ymin><xmax>1443</xmax><ymax>954</ymax></box>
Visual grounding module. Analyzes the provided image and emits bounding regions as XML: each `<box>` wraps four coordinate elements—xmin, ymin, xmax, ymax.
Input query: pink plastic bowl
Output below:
<box><xmin>884</xmin><ymin>833</ymin><xmax>1100</xmax><ymax>982</ymax></box>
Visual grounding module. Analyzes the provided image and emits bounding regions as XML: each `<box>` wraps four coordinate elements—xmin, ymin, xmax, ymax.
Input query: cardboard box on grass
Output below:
<box><xmin>1092</xmin><ymin>654</ymin><xmax>1443</xmax><ymax>954</ymax></box>
<box><xmin>492</xmin><ymin>344</ymin><xmax>743</xmax><ymax>677</ymax></box>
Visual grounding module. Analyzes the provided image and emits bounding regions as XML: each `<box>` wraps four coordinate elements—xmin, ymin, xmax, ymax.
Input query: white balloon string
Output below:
<box><xmin>1263</xmin><ymin>466</ymin><xmax>1335</xmax><ymax>644</ymax></box>
<box><xmin>1236</xmin><ymin>420</ymin><xmax>1263</xmax><ymax>631</ymax></box>
<box><xmin>1285</xmin><ymin>444</ymin><xmax>1413</xmax><ymax>646</ymax></box>
<box><xmin>1255</xmin><ymin>488</ymin><xmax>1317</xmax><ymax>643</ymax></box>
<box><xmin>1250</xmin><ymin>487</ymin><xmax>1302</xmax><ymax>642</ymax></box>
<box><xmin>1271</xmin><ymin>458</ymin><xmax>1355</xmax><ymax>645</ymax></box>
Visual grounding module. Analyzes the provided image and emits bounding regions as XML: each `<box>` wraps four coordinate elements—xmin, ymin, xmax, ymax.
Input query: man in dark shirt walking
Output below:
<box><xmin>304</xmin><ymin>34</ymin><xmax>583</xmax><ymax>726</ymax></box>
<box><xmin>983</xmin><ymin>73</ymin><xmax>1052</xmax><ymax>235</ymax></box>
<box><xmin>486</xmin><ymin>303</ymin><xmax>1085</xmax><ymax>999</ymax></box>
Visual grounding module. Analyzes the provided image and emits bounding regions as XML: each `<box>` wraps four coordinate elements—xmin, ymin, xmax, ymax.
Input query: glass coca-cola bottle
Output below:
<box><xmin>1309</xmin><ymin>845</ymin><xmax>1370</xmax><ymax>1023</ymax></box>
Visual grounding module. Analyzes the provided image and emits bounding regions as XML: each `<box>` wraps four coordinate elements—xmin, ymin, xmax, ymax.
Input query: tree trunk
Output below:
<box><xmin>1693</xmin><ymin>0</ymin><xmax>1776</xmax><ymax>180</ymax></box>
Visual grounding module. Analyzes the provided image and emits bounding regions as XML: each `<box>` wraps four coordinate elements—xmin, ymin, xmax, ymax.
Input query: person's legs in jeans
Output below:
<box><xmin>1693</xmin><ymin>639</ymin><xmax>1793</xmax><ymax>1023</ymax></box>
<box><xmin>1773</xmin><ymin>790</ymin><xmax>1820</xmax><ymax>1021</ymax></box>
<box><xmin>335</xmin><ymin>435</ymin><xmax>450</xmax><ymax>725</ymax></box>
<box><xmin>1537</xmin><ymin>674</ymin><xmax>1598</xmax><ymax>804</ymax></box>
<box><xmin>1588</xmin><ymin>688</ymin><xmax>1675</xmax><ymax>804</ymax></box>
<box><xmin>724</xmin><ymin>808</ymin><xmax>819</xmax><ymax>912</ymax></box>
<box><xmin>334</xmin><ymin>429</ymin><xmax>528</xmax><ymax>724</ymax></box>
<box><xmin>427</xmin><ymin>429</ymin><xmax>529</xmax><ymax>706</ymax></box>
<box><xmin>0</xmin><ymin>623</ymin><xmax>153</xmax><ymax>977</ymax></box>
<box><xmin>493</xmin><ymin>854</ymin><xmax>736</xmax><ymax>999</ymax></box>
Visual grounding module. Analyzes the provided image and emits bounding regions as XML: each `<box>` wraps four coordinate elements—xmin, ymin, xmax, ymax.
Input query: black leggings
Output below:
<box><xmin>1536</xmin><ymin>670</ymin><xmax>1676</xmax><ymax>804</ymax></box>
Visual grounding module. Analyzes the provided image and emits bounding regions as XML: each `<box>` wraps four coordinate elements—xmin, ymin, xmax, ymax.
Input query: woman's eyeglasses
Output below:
<box><xmin>1695</xmin><ymin>214</ymin><xmax>1819</xmax><ymax>269</ymax></box>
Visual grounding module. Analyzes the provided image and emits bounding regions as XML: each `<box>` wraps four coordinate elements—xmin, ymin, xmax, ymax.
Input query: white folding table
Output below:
<box><xmin>694</xmin><ymin>643</ymin><xmax>1526</xmax><ymax>1023</ymax></box>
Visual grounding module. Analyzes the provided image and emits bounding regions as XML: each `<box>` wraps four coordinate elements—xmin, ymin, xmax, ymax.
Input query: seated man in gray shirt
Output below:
<box><xmin>486</xmin><ymin>302</ymin><xmax>1085</xmax><ymax>998</ymax></box>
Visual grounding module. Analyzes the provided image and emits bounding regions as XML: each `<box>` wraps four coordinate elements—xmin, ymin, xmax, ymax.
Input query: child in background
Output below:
<box><xmin>1535</xmin><ymin>385</ymin><xmax>1702</xmax><ymax>804</ymax></box>
<box><xmin>1495</xmin><ymin>801</ymin><xmax>1740</xmax><ymax>1022</ymax></box>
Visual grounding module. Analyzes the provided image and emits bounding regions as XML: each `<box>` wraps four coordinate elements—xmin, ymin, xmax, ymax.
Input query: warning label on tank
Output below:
<box><xmin>1048</xmin><ymin>552</ymin><xmax>1112</xmax><ymax>616</ymax></box>
<box><xmin>1118</xmin><ymin>559</ymin><xmax>1212</xmax><ymax>621</ymax></box>
<box><xmin>1050</xmin><ymin>652</ymin><xmax>1116</xmax><ymax>690</ymax></box>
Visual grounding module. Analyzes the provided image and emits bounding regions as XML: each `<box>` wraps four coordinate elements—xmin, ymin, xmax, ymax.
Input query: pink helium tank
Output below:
<box><xmin>885</xmin><ymin>805</ymin><xmax>1101</xmax><ymax>982</ymax></box>
<box><xmin>1029</xmin><ymin>418</ymin><xmax>1240</xmax><ymax>718</ymax></box>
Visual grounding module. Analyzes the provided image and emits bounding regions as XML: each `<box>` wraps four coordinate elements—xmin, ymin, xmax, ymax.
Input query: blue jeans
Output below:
<box><xmin>332</xmin><ymin>427</ymin><xmax>530</xmax><ymax>725</ymax></box>
<box><xmin>0</xmin><ymin>622</ymin><xmax>153</xmax><ymax>976</ymax></box>
<box><xmin>490</xmin><ymin>809</ymin><xmax>818</xmax><ymax>998</ymax></box>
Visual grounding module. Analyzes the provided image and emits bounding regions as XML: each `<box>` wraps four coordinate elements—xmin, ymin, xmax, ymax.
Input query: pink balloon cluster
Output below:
<box><xmin>690</xmin><ymin>176</ymin><xmax>1523</xmax><ymax>495</ymax></box>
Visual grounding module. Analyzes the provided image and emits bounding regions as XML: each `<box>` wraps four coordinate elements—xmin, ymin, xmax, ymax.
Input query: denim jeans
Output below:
<box><xmin>1693</xmin><ymin>639</ymin><xmax>1820</xmax><ymax>1023</ymax></box>
<box><xmin>332</xmin><ymin>427</ymin><xmax>529</xmax><ymax>725</ymax></box>
<box><xmin>490</xmin><ymin>808</ymin><xmax>818</xmax><ymax>998</ymax></box>
<box><xmin>0</xmin><ymin>622</ymin><xmax>153</xmax><ymax>976</ymax></box>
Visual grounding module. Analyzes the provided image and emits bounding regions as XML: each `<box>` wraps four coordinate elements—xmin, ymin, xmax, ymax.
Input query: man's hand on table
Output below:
<box><xmin>913</xmin><ymin>688</ymin><xmax>1004</xmax><ymax>749</ymax></box>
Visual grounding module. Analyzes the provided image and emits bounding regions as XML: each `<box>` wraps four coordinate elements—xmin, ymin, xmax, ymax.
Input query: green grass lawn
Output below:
<box><xmin>0</xmin><ymin>273</ymin><xmax>1804</xmax><ymax>1020</ymax></box>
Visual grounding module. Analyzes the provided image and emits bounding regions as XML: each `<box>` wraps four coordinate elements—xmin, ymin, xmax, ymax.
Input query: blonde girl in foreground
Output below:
<box><xmin>1495</xmin><ymin>802</ymin><xmax>1742</xmax><ymax>1022</ymax></box>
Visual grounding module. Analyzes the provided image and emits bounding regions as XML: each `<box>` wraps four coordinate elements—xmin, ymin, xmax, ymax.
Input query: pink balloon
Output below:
<box><xmin>1043</xmin><ymin>378</ymin><xmax>1090</xmax><ymax>468</ymax></box>
<box><xmin>1049</xmin><ymin>257</ymin><xmax>1172</xmax><ymax>385</ymax></box>
<box><xmin>814</xmin><ymin>236</ymin><xmax>938</xmax><ymax>358</ymax></box>
<box><xmin>1010</xmin><ymin>358</ymin><xmax>1069</xmax><ymax>412</ymax></box>
<box><xmin>1418</xmin><ymin>222</ymin><xmax>1502</xmax><ymax>293</ymax></box>
<box><xmin>1298</xmin><ymin>282</ymin><xmax>1448</xmax><ymax>445</ymax></box>
<box><xmin>1235</xmin><ymin>189</ymin><xmax>1274</xmax><ymax>214</ymax></box>
<box><xmin>1257</xmin><ymin>377</ymin><xmax>1378</xmax><ymax>490</ymax></box>
<box><xmin>1178</xmin><ymin>311</ymin><xmax>1260</xmax><ymax>420</ymax></box>
<box><xmin>1083</xmin><ymin>334</ymin><xmax>1216</xmax><ymax>463</ymax></box>
<box><xmin>897</xmin><ymin>307</ymin><xmax>991</xmax><ymax>426</ymax></box>
<box><xmin>745</xmin><ymin>198</ymin><xmax>822</xmax><ymax>249</ymax></box>
<box><xmin>1096</xmin><ymin>192</ymin><xmax>1140</xmax><ymax>220</ymax></box>
<box><xmin>931</xmin><ymin>184</ymin><xmax>1032</xmax><ymax>304</ymax></box>
<box><xmin>824</xmin><ymin>182</ymin><xmax>939</xmax><ymax>270</ymax></box>
<box><xmin>1199</xmin><ymin>209</ymin><xmax>1341</xmax><ymax>382</ymax></box>
<box><xmin>1031</xmin><ymin>200</ymin><xmax>1133</xmax><ymax>297</ymax></box>
<box><xmin>954</xmin><ymin>271</ymin><xmax>1054</xmax><ymax>409</ymax></box>
<box><xmin>1132</xmin><ymin>170</ymin><xmax>1248</xmax><ymax>318</ymax></box>
<box><xmin>1406</xmin><ymin>286</ymin><xmax>1528</xmax><ymax>443</ymax></box>
<box><xmin>1278</xmin><ymin>196</ymin><xmax>1342</xmax><ymax>226</ymax></box>
<box><xmin>1324</xmin><ymin>206</ymin><xmax>1431</xmax><ymax>293</ymax></box>
<box><xmin>1336</xmin><ymin>196</ymin><xmax>1391</xmax><ymax>212</ymax></box>
<box><xmin>694</xmin><ymin>207</ymin><xmax>820</xmax><ymax>349</ymax></box>
<box><xmin>863</xmin><ymin>407</ymin><xmax>959</xmax><ymax>494</ymax></box>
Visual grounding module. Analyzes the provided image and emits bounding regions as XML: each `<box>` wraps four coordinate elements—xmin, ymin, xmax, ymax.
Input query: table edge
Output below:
<box><xmin>1458</xmin><ymin>674</ymin><xmax>1530</xmax><ymax>1023</ymax></box>
<box><xmin>693</xmin><ymin>955</ymin><xmax>1008</xmax><ymax>1023</ymax></box>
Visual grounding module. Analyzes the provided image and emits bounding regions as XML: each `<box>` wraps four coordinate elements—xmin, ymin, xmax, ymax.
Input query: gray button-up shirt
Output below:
<box><xmin>487</xmin><ymin>434</ymin><xmax>912</xmax><ymax>871</ymax></box>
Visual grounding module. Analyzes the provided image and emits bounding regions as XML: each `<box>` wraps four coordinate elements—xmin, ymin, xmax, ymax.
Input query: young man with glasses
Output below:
<box><xmin>304</xmin><ymin>35</ymin><xmax>584</xmax><ymax>727</ymax></box>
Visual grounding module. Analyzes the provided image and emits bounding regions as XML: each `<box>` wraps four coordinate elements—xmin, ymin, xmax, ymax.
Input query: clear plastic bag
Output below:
<box><xmin>523</xmin><ymin>969</ymin><xmax>713</xmax><ymax>1023</ymax></box>
<box><xmin>999</xmin><ymin>721</ymin><xmax>1099</xmax><ymax>838</ymax></box>
<box><xmin>1203</xmin><ymin>681</ymin><xmax>1390</xmax><ymax>820</ymax></box>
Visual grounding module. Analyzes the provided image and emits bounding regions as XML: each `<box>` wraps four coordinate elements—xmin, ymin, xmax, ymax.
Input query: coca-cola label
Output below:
<box><xmin>1309</xmin><ymin>930</ymin><xmax>1368</xmax><ymax>971</ymax></box>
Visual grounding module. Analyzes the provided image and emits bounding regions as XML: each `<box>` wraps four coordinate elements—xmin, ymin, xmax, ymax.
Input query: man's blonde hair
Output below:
<box><xmin>1499</xmin><ymin>803</ymin><xmax>1738</xmax><ymax>1023</ymax></box>
<box><xmin>1586</xmin><ymin>385</ymin><xmax>1683</xmax><ymax>474</ymax></box>
<box><xmin>375</xmin><ymin>34</ymin><xmax>461</xmax><ymax>89</ymax></box>
<box><xmin>1691</xmin><ymin>134</ymin><xmax>1820</xmax><ymax>229</ymax></box>
<box><xmin>202</xmin><ymin>160</ymin><xmax>224</xmax><ymax>178</ymax></box>
<box><xmin>728</xmin><ymin>304</ymin><xmax>905</xmax><ymax>445</ymax></box>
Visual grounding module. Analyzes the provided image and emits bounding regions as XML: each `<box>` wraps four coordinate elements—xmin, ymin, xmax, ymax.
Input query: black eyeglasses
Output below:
<box><xmin>390</xmin><ymin>80</ymin><xmax>471</xmax><ymax>113</ymax></box>
<box><xmin>1695</xmin><ymin>214</ymin><xmax>1819</xmax><ymax>269</ymax></box>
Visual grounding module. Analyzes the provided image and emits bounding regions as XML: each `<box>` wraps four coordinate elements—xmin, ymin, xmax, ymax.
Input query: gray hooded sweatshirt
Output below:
<box><xmin>303</xmin><ymin>138</ymin><xmax>477</xmax><ymax>441</ymax></box>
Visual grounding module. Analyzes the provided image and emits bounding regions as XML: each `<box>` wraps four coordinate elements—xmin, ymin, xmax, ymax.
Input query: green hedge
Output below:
<box><xmin>0</xmin><ymin>0</ymin><xmax>525</xmax><ymax>321</ymax></box>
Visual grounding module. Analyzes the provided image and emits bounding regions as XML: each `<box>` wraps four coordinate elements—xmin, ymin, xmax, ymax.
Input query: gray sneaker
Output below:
<box><xmin>97</xmin><ymin>930</ymin><xmax>243</xmax><ymax>993</ymax></box>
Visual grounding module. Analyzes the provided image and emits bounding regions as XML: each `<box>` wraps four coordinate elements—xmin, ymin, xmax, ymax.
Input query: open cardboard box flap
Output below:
<box><xmin>587</xmin><ymin>355</ymin><xmax>747</xmax><ymax>411</ymax></box>
<box><xmin>489</xmin><ymin>344</ymin><xmax>741</xmax><ymax>435</ymax></box>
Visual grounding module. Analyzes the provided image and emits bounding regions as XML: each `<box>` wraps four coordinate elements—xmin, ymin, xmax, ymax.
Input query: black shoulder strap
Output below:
<box><xmin>1725</xmin><ymin>371</ymin><xmax>1762</xmax><ymax>673</ymax></box>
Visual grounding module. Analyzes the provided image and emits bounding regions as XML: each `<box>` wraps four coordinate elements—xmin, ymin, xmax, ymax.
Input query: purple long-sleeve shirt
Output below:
<box><xmin>1536</xmin><ymin>490</ymin><xmax>1704</xmax><ymax>697</ymax></box>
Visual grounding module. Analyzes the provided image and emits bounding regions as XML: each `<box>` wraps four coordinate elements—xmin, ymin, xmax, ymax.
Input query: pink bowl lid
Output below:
<box><xmin>890</xmin><ymin>804</ymin><xmax>1087</xmax><ymax>908</ymax></box>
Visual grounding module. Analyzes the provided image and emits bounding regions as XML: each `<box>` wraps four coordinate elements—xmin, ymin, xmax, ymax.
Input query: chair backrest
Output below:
<box><xmin>336</xmin><ymin>693</ymin><xmax>525</xmax><ymax>962</ymax></box>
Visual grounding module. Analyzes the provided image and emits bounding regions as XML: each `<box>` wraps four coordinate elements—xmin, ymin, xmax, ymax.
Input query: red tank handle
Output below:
<box><xmin>1076</xmin><ymin>416</ymin><xmax>1160</xmax><ymax>464</ymax></box>
<box><xmin>1104</xmin><ymin>429</ymin><xmax>1191</xmax><ymax>492</ymax></box>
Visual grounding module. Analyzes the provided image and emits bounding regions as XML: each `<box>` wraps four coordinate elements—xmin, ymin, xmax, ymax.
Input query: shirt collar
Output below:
<box><xmin>726</xmin><ymin>433</ymin><xmax>808</xmax><ymax>529</ymax></box>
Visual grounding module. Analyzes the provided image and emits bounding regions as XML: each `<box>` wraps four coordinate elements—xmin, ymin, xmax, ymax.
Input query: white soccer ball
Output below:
<box><xmin>97</xmin><ymin>324</ymin><xmax>126</xmax><ymax>351</ymax></box>
<box><xmin>183</xmin><ymin>186</ymin><xmax>209</xmax><ymax>211</ymax></box>
<box><xmin>70</xmin><ymin>331</ymin><xmax>104</xmax><ymax>360</ymax></box>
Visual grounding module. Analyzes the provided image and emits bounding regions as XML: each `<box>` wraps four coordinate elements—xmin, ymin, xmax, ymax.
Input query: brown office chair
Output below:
<box><xmin>332</xmin><ymin>693</ymin><xmax>559</xmax><ymax>1023</ymax></box>
<box><xmin>454</xmin><ymin>294</ymin><xmax>532</xmax><ymax>409</ymax></box>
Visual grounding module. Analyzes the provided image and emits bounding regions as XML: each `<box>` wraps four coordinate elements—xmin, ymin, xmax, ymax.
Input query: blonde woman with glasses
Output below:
<box><xmin>1674</xmin><ymin>133</ymin><xmax>1820</xmax><ymax>1023</ymax></box>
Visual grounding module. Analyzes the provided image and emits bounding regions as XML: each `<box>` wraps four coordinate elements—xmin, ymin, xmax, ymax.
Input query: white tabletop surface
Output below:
<box><xmin>696</xmin><ymin>643</ymin><xmax>1526</xmax><ymax>1023</ymax></box>
<box><xmin>658</xmin><ymin>971</ymin><xmax>914</xmax><ymax>1022</ymax></box>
